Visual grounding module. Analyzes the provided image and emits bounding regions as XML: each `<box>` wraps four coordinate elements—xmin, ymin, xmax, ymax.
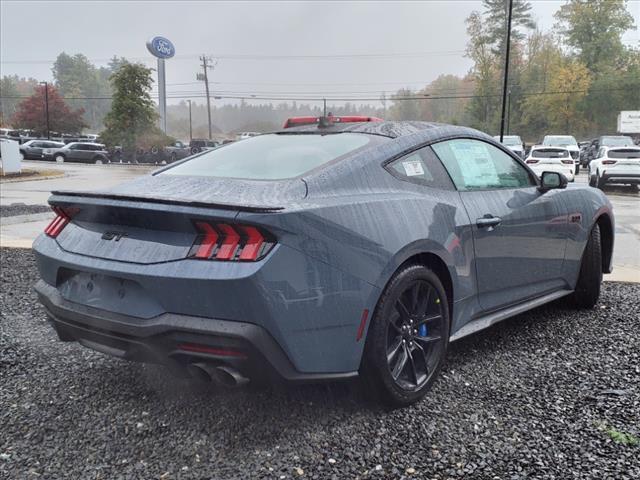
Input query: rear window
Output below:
<box><xmin>601</xmin><ymin>137</ymin><xmax>634</xmax><ymax>147</ymax></box>
<box><xmin>162</xmin><ymin>133</ymin><xmax>377</xmax><ymax>180</ymax></box>
<box><xmin>532</xmin><ymin>148</ymin><xmax>569</xmax><ymax>158</ymax></box>
<box><xmin>608</xmin><ymin>149</ymin><xmax>640</xmax><ymax>159</ymax></box>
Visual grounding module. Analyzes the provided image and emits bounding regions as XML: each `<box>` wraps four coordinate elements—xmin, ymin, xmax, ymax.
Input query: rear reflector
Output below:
<box><xmin>189</xmin><ymin>221</ymin><xmax>275</xmax><ymax>261</ymax></box>
<box><xmin>44</xmin><ymin>206</ymin><xmax>79</xmax><ymax>238</ymax></box>
<box><xmin>356</xmin><ymin>309</ymin><xmax>369</xmax><ymax>341</ymax></box>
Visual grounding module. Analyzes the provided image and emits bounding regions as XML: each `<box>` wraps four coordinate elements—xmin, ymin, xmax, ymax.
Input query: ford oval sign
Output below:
<box><xmin>146</xmin><ymin>37</ymin><xmax>175</xmax><ymax>59</ymax></box>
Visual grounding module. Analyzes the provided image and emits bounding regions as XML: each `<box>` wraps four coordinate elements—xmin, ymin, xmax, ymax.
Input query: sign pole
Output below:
<box><xmin>158</xmin><ymin>58</ymin><xmax>167</xmax><ymax>133</ymax></box>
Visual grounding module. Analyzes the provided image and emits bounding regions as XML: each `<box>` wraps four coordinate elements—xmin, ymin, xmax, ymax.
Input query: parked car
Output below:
<box><xmin>525</xmin><ymin>145</ymin><xmax>575</xmax><ymax>182</ymax></box>
<box><xmin>163</xmin><ymin>141</ymin><xmax>192</xmax><ymax>163</ymax></box>
<box><xmin>542</xmin><ymin>135</ymin><xmax>580</xmax><ymax>174</ymax></box>
<box><xmin>19</xmin><ymin>140</ymin><xmax>65</xmax><ymax>160</ymax></box>
<box><xmin>236</xmin><ymin>132</ymin><xmax>260</xmax><ymax>141</ymax></box>
<box><xmin>189</xmin><ymin>139</ymin><xmax>219</xmax><ymax>154</ymax></box>
<box><xmin>584</xmin><ymin>136</ymin><xmax>635</xmax><ymax>167</ymax></box>
<box><xmin>44</xmin><ymin>142</ymin><xmax>110</xmax><ymax>164</ymax></box>
<box><xmin>33</xmin><ymin>121</ymin><xmax>613</xmax><ymax>407</ymax></box>
<box><xmin>588</xmin><ymin>145</ymin><xmax>640</xmax><ymax>189</ymax></box>
<box><xmin>493</xmin><ymin>135</ymin><xmax>525</xmax><ymax>158</ymax></box>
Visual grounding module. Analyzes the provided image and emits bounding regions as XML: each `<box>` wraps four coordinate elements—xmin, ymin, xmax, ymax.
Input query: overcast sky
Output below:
<box><xmin>1</xmin><ymin>0</ymin><xmax>638</xmax><ymax>107</ymax></box>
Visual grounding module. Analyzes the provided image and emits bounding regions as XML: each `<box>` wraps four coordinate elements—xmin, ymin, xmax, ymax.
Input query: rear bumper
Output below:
<box><xmin>35</xmin><ymin>280</ymin><xmax>358</xmax><ymax>383</ymax></box>
<box><xmin>601</xmin><ymin>172</ymin><xmax>640</xmax><ymax>184</ymax></box>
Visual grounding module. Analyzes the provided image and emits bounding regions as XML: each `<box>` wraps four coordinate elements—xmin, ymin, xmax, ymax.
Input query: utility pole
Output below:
<box><xmin>40</xmin><ymin>81</ymin><xmax>50</xmax><ymax>139</ymax></box>
<box><xmin>323</xmin><ymin>98</ymin><xmax>327</xmax><ymax>117</ymax></box>
<box><xmin>499</xmin><ymin>0</ymin><xmax>513</xmax><ymax>143</ymax></box>
<box><xmin>506</xmin><ymin>90</ymin><xmax>512</xmax><ymax>135</ymax></box>
<box><xmin>198</xmin><ymin>55</ymin><xmax>215</xmax><ymax>140</ymax></box>
<box><xmin>187</xmin><ymin>99</ymin><xmax>193</xmax><ymax>141</ymax></box>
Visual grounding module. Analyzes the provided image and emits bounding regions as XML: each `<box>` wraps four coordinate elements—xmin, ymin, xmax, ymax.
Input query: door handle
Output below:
<box><xmin>476</xmin><ymin>215</ymin><xmax>502</xmax><ymax>228</ymax></box>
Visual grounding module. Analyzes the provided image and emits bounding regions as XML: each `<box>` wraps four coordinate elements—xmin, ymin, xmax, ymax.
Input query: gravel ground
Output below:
<box><xmin>1</xmin><ymin>248</ymin><xmax>639</xmax><ymax>480</ymax></box>
<box><xmin>0</xmin><ymin>204</ymin><xmax>51</xmax><ymax>218</ymax></box>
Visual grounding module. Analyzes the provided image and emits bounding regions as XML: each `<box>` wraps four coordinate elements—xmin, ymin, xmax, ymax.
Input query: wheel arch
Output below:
<box><xmin>595</xmin><ymin>213</ymin><xmax>614</xmax><ymax>274</ymax></box>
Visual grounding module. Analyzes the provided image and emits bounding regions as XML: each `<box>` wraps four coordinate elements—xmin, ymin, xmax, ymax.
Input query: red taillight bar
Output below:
<box><xmin>602</xmin><ymin>160</ymin><xmax>617</xmax><ymax>165</ymax></box>
<box><xmin>44</xmin><ymin>206</ymin><xmax>78</xmax><ymax>238</ymax></box>
<box><xmin>189</xmin><ymin>221</ymin><xmax>274</xmax><ymax>262</ymax></box>
<box><xmin>561</xmin><ymin>159</ymin><xmax>574</xmax><ymax>165</ymax></box>
<box><xmin>238</xmin><ymin>226</ymin><xmax>264</xmax><ymax>261</ymax></box>
<box><xmin>526</xmin><ymin>159</ymin><xmax>539</xmax><ymax>164</ymax></box>
<box><xmin>193</xmin><ymin>222</ymin><xmax>218</xmax><ymax>259</ymax></box>
<box><xmin>215</xmin><ymin>224</ymin><xmax>241</xmax><ymax>260</ymax></box>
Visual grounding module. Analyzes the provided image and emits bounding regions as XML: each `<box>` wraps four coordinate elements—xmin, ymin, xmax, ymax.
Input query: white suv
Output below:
<box><xmin>525</xmin><ymin>145</ymin><xmax>575</xmax><ymax>182</ymax></box>
<box><xmin>589</xmin><ymin>145</ymin><xmax>640</xmax><ymax>189</ymax></box>
<box><xmin>542</xmin><ymin>135</ymin><xmax>580</xmax><ymax>174</ymax></box>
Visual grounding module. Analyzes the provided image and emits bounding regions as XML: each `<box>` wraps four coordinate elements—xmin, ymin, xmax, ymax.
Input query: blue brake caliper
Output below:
<box><xmin>419</xmin><ymin>297</ymin><xmax>439</xmax><ymax>337</ymax></box>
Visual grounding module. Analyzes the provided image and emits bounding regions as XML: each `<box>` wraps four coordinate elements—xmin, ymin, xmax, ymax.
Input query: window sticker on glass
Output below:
<box><xmin>449</xmin><ymin>141</ymin><xmax>500</xmax><ymax>187</ymax></box>
<box><xmin>402</xmin><ymin>160</ymin><xmax>425</xmax><ymax>176</ymax></box>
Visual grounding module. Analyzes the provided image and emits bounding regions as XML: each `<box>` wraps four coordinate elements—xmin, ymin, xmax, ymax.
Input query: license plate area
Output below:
<box><xmin>58</xmin><ymin>270</ymin><xmax>164</xmax><ymax>319</ymax></box>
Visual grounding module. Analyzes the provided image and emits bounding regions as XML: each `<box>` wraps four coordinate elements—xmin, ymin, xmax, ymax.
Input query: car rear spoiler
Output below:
<box><xmin>49</xmin><ymin>190</ymin><xmax>285</xmax><ymax>213</ymax></box>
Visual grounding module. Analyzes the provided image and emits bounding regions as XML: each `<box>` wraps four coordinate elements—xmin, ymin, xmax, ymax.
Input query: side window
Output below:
<box><xmin>432</xmin><ymin>138</ymin><xmax>535</xmax><ymax>191</ymax></box>
<box><xmin>386</xmin><ymin>146</ymin><xmax>454</xmax><ymax>190</ymax></box>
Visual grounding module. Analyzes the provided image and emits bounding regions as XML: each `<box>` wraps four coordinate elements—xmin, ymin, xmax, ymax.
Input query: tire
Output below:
<box><xmin>571</xmin><ymin>223</ymin><xmax>602</xmax><ymax>309</ymax></box>
<box><xmin>55</xmin><ymin>154</ymin><xmax>65</xmax><ymax>163</ymax></box>
<box><xmin>93</xmin><ymin>157</ymin><xmax>103</xmax><ymax>165</ymax></box>
<box><xmin>190</xmin><ymin>146</ymin><xmax>199</xmax><ymax>155</ymax></box>
<box><xmin>575</xmin><ymin>165</ymin><xmax>580</xmax><ymax>175</ymax></box>
<box><xmin>596</xmin><ymin>171</ymin><xmax>606</xmax><ymax>190</ymax></box>
<box><xmin>170</xmin><ymin>153</ymin><xmax>177</xmax><ymax>163</ymax></box>
<box><xmin>588</xmin><ymin>173</ymin><xmax>596</xmax><ymax>187</ymax></box>
<box><xmin>361</xmin><ymin>264</ymin><xmax>450</xmax><ymax>407</ymax></box>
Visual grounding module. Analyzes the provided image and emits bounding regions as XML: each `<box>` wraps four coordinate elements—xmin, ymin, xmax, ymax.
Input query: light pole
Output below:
<box><xmin>39</xmin><ymin>82</ymin><xmax>50</xmax><ymax>139</ymax></box>
<box><xmin>499</xmin><ymin>0</ymin><xmax>513</xmax><ymax>142</ymax></box>
<box><xmin>187</xmin><ymin>99</ymin><xmax>192</xmax><ymax>141</ymax></box>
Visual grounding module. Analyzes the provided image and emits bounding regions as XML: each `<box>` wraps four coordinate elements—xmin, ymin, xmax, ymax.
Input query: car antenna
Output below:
<box><xmin>318</xmin><ymin>112</ymin><xmax>334</xmax><ymax>129</ymax></box>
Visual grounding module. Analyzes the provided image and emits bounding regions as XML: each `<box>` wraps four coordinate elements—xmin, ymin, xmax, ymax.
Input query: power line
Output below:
<box><xmin>1</xmin><ymin>86</ymin><xmax>637</xmax><ymax>103</ymax></box>
<box><xmin>0</xmin><ymin>49</ymin><xmax>467</xmax><ymax>65</ymax></box>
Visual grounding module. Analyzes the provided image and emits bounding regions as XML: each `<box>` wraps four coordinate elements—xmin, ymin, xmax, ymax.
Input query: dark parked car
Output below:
<box><xmin>44</xmin><ymin>142</ymin><xmax>110</xmax><ymax>164</ymax></box>
<box><xmin>20</xmin><ymin>140</ymin><xmax>65</xmax><ymax>160</ymax></box>
<box><xmin>189</xmin><ymin>138</ymin><xmax>219</xmax><ymax>154</ymax></box>
<box><xmin>33</xmin><ymin>121</ymin><xmax>613</xmax><ymax>406</ymax></box>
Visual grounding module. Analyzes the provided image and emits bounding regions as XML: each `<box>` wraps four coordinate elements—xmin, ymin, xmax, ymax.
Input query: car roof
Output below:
<box><xmin>275</xmin><ymin>120</ymin><xmax>479</xmax><ymax>139</ymax></box>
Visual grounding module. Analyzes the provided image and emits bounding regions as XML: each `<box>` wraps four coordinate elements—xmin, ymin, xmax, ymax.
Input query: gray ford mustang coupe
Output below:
<box><xmin>33</xmin><ymin>121</ymin><xmax>614</xmax><ymax>406</ymax></box>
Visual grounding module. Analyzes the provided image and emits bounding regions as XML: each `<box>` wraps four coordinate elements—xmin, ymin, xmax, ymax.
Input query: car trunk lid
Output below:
<box><xmin>48</xmin><ymin>174</ymin><xmax>304</xmax><ymax>264</ymax></box>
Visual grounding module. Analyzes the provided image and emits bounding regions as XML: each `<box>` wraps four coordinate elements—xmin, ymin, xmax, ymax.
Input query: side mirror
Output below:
<box><xmin>539</xmin><ymin>171</ymin><xmax>568</xmax><ymax>192</ymax></box>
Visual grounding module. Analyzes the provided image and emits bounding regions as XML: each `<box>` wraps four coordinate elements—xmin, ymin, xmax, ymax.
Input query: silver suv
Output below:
<box><xmin>44</xmin><ymin>142</ymin><xmax>110</xmax><ymax>164</ymax></box>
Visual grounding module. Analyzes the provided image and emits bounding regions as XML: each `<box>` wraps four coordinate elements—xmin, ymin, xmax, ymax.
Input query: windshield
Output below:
<box><xmin>543</xmin><ymin>136</ymin><xmax>577</xmax><ymax>146</ymax></box>
<box><xmin>494</xmin><ymin>136</ymin><xmax>522</xmax><ymax>146</ymax></box>
<box><xmin>162</xmin><ymin>133</ymin><xmax>378</xmax><ymax>180</ymax></box>
<box><xmin>602</xmin><ymin>136</ymin><xmax>634</xmax><ymax>147</ymax></box>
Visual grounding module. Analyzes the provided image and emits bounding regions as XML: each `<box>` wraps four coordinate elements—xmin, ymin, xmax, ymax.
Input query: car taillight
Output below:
<box><xmin>189</xmin><ymin>221</ymin><xmax>275</xmax><ymax>261</ymax></box>
<box><xmin>561</xmin><ymin>159</ymin><xmax>574</xmax><ymax>165</ymax></box>
<box><xmin>44</xmin><ymin>206</ymin><xmax>79</xmax><ymax>238</ymax></box>
<box><xmin>602</xmin><ymin>160</ymin><xmax>617</xmax><ymax>165</ymax></box>
<box><xmin>526</xmin><ymin>159</ymin><xmax>539</xmax><ymax>164</ymax></box>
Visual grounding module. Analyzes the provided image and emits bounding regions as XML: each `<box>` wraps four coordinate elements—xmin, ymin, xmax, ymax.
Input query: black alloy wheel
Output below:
<box><xmin>362</xmin><ymin>264</ymin><xmax>450</xmax><ymax>407</ymax></box>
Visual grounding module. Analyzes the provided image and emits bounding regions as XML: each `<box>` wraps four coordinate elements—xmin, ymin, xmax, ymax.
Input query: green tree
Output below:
<box><xmin>101</xmin><ymin>63</ymin><xmax>159</xmax><ymax>159</ymax></box>
<box><xmin>555</xmin><ymin>0</ymin><xmax>635</xmax><ymax>73</ymax></box>
<box><xmin>483</xmin><ymin>0</ymin><xmax>536</xmax><ymax>54</ymax></box>
<box><xmin>531</xmin><ymin>60</ymin><xmax>591</xmax><ymax>133</ymax></box>
<box><xmin>465</xmin><ymin>11</ymin><xmax>501</xmax><ymax>131</ymax></box>
<box><xmin>52</xmin><ymin>52</ymin><xmax>116</xmax><ymax>131</ymax></box>
<box><xmin>387</xmin><ymin>88</ymin><xmax>422</xmax><ymax>120</ymax></box>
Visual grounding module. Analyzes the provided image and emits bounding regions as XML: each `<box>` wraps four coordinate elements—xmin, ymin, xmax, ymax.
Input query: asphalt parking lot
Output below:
<box><xmin>1</xmin><ymin>247</ymin><xmax>639</xmax><ymax>479</ymax></box>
